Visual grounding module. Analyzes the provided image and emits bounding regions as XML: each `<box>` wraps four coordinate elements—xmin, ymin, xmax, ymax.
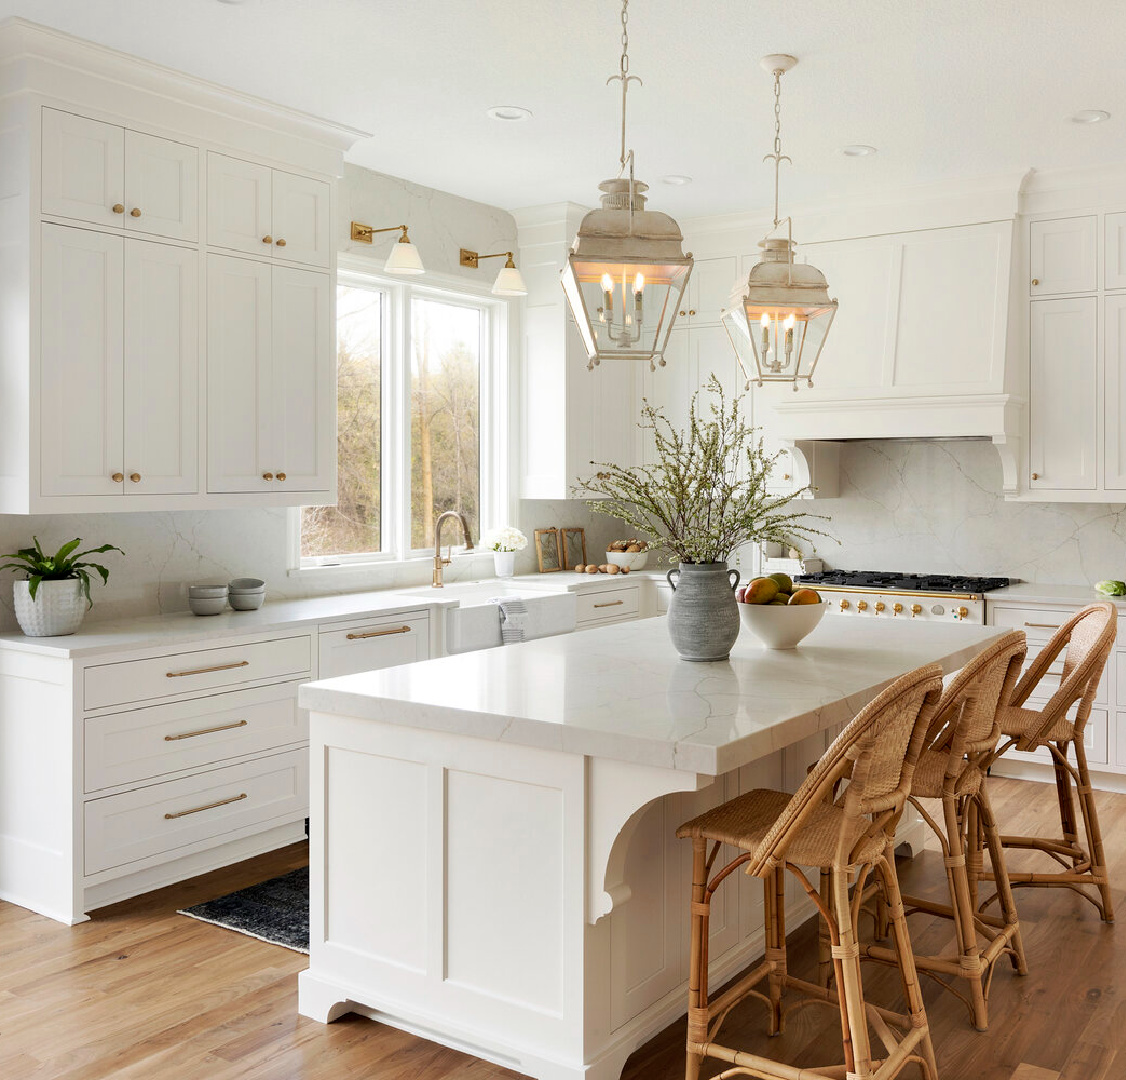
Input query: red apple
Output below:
<box><xmin>736</xmin><ymin>586</ymin><xmax>747</xmax><ymax>604</ymax></box>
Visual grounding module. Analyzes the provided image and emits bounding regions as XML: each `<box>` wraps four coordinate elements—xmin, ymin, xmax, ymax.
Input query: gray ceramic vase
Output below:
<box><xmin>666</xmin><ymin>562</ymin><xmax>741</xmax><ymax>662</ymax></box>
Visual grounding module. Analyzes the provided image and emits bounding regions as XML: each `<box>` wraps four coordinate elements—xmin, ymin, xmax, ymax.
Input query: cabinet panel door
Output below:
<box><xmin>272</xmin><ymin>170</ymin><xmax>332</xmax><ymax>268</ymax></box>
<box><xmin>1029</xmin><ymin>297</ymin><xmax>1097</xmax><ymax>490</ymax></box>
<box><xmin>124</xmin><ymin>240</ymin><xmax>198</xmax><ymax>494</ymax></box>
<box><xmin>271</xmin><ymin>266</ymin><xmax>334</xmax><ymax>492</ymax></box>
<box><xmin>687</xmin><ymin>256</ymin><xmax>739</xmax><ymax>324</ymax></box>
<box><xmin>206</xmin><ymin>153</ymin><xmax>272</xmax><ymax>257</ymax></box>
<box><xmin>124</xmin><ymin>130</ymin><xmax>199</xmax><ymax>242</ymax></box>
<box><xmin>1106</xmin><ymin>213</ymin><xmax>1126</xmax><ymax>291</ymax></box>
<box><xmin>1103</xmin><ymin>295</ymin><xmax>1126</xmax><ymax>489</ymax></box>
<box><xmin>206</xmin><ymin>255</ymin><xmax>272</xmax><ymax>492</ymax></box>
<box><xmin>41</xmin><ymin>109</ymin><xmax>124</xmax><ymax>228</ymax></box>
<box><xmin>40</xmin><ymin>224</ymin><xmax>124</xmax><ymax>496</ymax></box>
<box><xmin>1030</xmin><ymin>216</ymin><xmax>1097</xmax><ymax>295</ymax></box>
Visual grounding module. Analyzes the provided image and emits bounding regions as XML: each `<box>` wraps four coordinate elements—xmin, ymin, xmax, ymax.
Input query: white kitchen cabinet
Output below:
<box><xmin>318</xmin><ymin>613</ymin><xmax>431</xmax><ymax>678</ymax></box>
<box><xmin>40</xmin><ymin>108</ymin><xmax>124</xmax><ymax>228</ymax></box>
<box><xmin>207</xmin><ymin>254</ymin><xmax>333</xmax><ymax>495</ymax></box>
<box><xmin>1107</xmin><ymin>213</ymin><xmax>1126</xmax><ymax>291</ymax></box>
<box><xmin>678</xmin><ymin>255</ymin><xmax>739</xmax><ymax>325</ymax></box>
<box><xmin>42</xmin><ymin>109</ymin><xmax>199</xmax><ymax>241</ymax></box>
<box><xmin>1029</xmin><ymin>296</ymin><xmax>1098</xmax><ymax>490</ymax></box>
<box><xmin>123</xmin><ymin>239</ymin><xmax>199</xmax><ymax>494</ymax></box>
<box><xmin>40</xmin><ymin>224</ymin><xmax>125</xmax><ymax>496</ymax></box>
<box><xmin>123</xmin><ymin>129</ymin><xmax>198</xmax><ymax>242</ymax></box>
<box><xmin>207</xmin><ymin>153</ymin><xmax>331</xmax><ymax>268</ymax></box>
<box><xmin>1104</xmin><ymin>294</ymin><xmax>1126</xmax><ymax>489</ymax></box>
<box><xmin>1030</xmin><ymin>215</ymin><xmax>1097</xmax><ymax>296</ymax></box>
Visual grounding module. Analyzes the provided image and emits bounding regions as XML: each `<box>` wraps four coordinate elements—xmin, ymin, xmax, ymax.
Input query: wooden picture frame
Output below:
<box><xmin>534</xmin><ymin>528</ymin><xmax>562</xmax><ymax>573</ymax></box>
<box><xmin>560</xmin><ymin>527</ymin><xmax>587</xmax><ymax>571</ymax></box>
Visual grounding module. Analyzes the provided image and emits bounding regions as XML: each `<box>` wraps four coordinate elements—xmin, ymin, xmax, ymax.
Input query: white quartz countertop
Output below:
<box><xmin>985</xmin><ymin>582</ymin><xmax>1126</xmax><ymax>609</ymax></box>
<box><xmin>0</xmin><ymin>590</ymin><xmax>459</xmax><ymax>659</ymax></box>
<box><xmin>300</xmin><ymin>616</ymin><xmax>1003</xmax><ymax>775</ymax></box>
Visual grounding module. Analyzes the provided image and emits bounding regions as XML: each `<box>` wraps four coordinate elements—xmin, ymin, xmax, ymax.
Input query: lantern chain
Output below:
<box><xmin>608</xmin><ymin>0</ymin><xmax>641</xmax><ymax>175</ymax></box>
<box><xmin>764</xmin><ymin>66</ymin><xmax>792</xmax><ymax>228</ymax></box>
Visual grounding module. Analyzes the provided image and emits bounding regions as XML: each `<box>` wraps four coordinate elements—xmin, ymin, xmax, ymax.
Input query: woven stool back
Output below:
<box><xmin>749</xmin><ymin>662</ymin><xmax>943</xmax><ymax>875</ymax></box>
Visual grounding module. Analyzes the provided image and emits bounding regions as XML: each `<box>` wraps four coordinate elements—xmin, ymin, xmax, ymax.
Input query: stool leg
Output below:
<box><xmin>944</xmin><ymin>788</ymin><xmax>988</xmax><ymax>1030</ymax></box>
<box><xmin>817</xmin><ymin>868</ymin><xmax>833</xmax><ymax>987</ymax></box>
<box><xmin>965</xmin><ymin>792</ymin><xmax>983</xmax><ymax>913</ymax></box>
<box><xmin>830</xmin><ymin>864</ymin><xmax>872</xmax><ymax>1079</ymax></box>
<box><xmin>1073</xmin><ymin>738</ymin><xmax>1115</xmax><ymax>922</ymax></box>
<box><xmin>1052</xmin><ymin>742</ymin><xmax>1081</xmax><ymax>864</ymax></box>
<box><xmin>764</xmin><ymin>867</ymin><xmax>787</xmax><ymax>1035</ymax></box>
<box><xmin>977</xmin><ymin>786</ymin><xmax>1027</xmax><ymax>975</ymax></box>
<box><xmin>685</xmin><ymin>838</ymin><xmax>709</xmax><ymax>1080</ymax></box>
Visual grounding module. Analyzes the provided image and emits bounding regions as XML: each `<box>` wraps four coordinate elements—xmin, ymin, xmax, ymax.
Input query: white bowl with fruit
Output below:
<box><xmin>736</xmin><ymin>573</ymin><xmax>827</xmax><ymax>649</ymax></box>
<box><xmin>605</xmin><ymin>539</ymin><xmax>649</xmax><ymax>571</ymax></box>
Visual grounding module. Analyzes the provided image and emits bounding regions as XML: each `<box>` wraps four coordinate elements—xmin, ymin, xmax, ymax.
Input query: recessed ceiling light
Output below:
<box><xmin>1071</xmin><ymin>109</ymin><xmax>1110</xmax><ymax>124</ymax></box>
<box><xmin>841</xmin><ymin>144</ymin><xmax>877</xmax><ymax>157</ymax></box>
<box><xmin>486</xmin><ymin>105</ymin><xmax>533</xmax><ymax>122</ymax></box>
<box><xmin>661</xmin><ymin>174</ymin><xmax>693</xmax><ymax>186</ymax></box>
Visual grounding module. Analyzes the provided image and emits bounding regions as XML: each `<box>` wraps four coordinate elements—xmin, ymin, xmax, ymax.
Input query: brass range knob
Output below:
<box><xmin>839</xmin><ymin>599</ymin><xmax>850</xmax><ymax>611</ymax></box>
<box><xmin>262</xmin><ymin>472</ymin><xmax>274</xmax><ymax>481</ymax></box>
<box><xmin>857</xmin><ymin>601</ymin><xmax>868</xmax><ymax>612</ymax></box>
<box><xmin>893</xmin><ymin>603</ymin><xmax>903</xmax><ymax>615</ymax></box>
<box><xmin>130</xmin><ymin>207</ymin><xmax>141</xmax><ymax>217</ymax></box>
<box><xmin>275</xmin><ymin>238</ymin><xmax>286</xmax><ymax>247</ymax></box>
<box><xmin>111</xmin><ymin>472</ymin><xmax>124</xmax><ymax>483</ymax></box>
<box><xmin>957</xmin><ymin>606</ymin><xmax>969</xmax><ymax>620</ymax></box>
<box><xmin>112</xmin><ymin>203</ymin><xmax>125</xmax><ymax>215</ymax></box>
<box><xmin>129</xmin><ymin>472</ymin><xmax>141</xmax><ymax>483</ymax></box>
<box><xmin>874</xmin><ymin>602</ymin><xmax>886</xmax><ymax>614</ymax></box>
<box><xmin>911</xmin><ymin>604</ymin><xmax>923</xmax><ymax>617</ymax></box>
<box><xmin>276</xmin><ymin>472</ymin><xmax>287</xmax><ymax>482</ymax></box>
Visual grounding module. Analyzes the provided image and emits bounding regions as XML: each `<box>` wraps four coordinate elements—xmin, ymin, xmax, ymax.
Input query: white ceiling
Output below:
<box><xmin>5</xmin><ymin>0</ymin><xmax>1126</xmax><ymax>218</ymax></box>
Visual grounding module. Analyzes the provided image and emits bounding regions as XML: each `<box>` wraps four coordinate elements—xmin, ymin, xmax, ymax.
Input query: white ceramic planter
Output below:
<box><xmin>13</xmin><ymin>578</ymin><xmax>87</xmax><ymax>637</ymax></box>
<box><xmin>493</xmin><ymin>551</ymin><xmax>516</xmax><ymax>579</ymax></box>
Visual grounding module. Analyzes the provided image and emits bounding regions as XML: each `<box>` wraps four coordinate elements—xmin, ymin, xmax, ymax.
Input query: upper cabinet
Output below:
<box><xmin>41</xmin><ymin>109</ymin><xmax>199</xmax><ymax>241</ymax></box>
<box><xmin>0</xmin><ymin>23</ymin><xmax>361</xmax><ymax>513</ymax></box>
<box><xmin>207</xmin><ymin>153</ymin><xmax>332</xmax><ymax>268</ymax></box>
<box><xmin>1029</xmin><ymin>215</ymin><xmax>1097</xmax><ymax>295</ymax></box>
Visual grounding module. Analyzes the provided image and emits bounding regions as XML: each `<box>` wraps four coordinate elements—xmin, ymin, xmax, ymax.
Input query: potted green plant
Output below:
<box><xmin>577</xmin><ymin>376</ymin><xmax>828</xmax><ymax>661</ymax></box>
<box><xmin>1</xmin><ymin>537</ymin><xmax>124</xmax><ymax>637</ymax></box>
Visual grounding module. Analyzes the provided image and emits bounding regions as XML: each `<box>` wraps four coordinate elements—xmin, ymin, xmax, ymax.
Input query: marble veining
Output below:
<box><xmin>300</xmin><ymin>616</ymin><xmax>1002</xmax><ymax>775</ymax></box>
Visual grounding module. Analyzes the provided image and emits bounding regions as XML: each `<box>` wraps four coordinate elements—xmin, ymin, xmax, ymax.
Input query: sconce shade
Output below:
<box><xmin>721</xmin><ymin>238</ymin><xmax>837</xmax><ymax>390</ymax></box>
<box><xmin>383</xmin><ymin>238</ymin><xmax>425</xmax><ymax>275</ymax></box>
<box><xmin>491</xmin><ymin>263</ymin><xmax>527</xmax><ymax>296</ymax></box>
<box><xmin>560</xmin><ymin>178</ymin><xmax>693</xmax><ymax>370</ymax></box>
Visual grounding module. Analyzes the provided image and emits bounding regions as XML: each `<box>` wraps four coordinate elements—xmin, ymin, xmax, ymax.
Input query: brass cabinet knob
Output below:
<box><xmin>1031</xmin><ymin>472</ymin><xmax>1039</xmax><ymax>481</ymax></box>
<box><xmin>111</xmin><ymin>472</ymin><xmax>124</xmax><ymax>483</ymax></box>
<box><xmin>262</xmin><ymin>472</ymin><xmax>274</xmax><ymax>481</ymax></box>
<box><xmin>782</xmin><ymin>473</ymin><xmax>791</xmax><ymax>481</ymax></box>
<box><xmin>679</xmin><ymin>310</ymin><xmax>686</xmax><ymax>316</ymax></box>
<box><xmin>689</xmin><ymin>309</ymin><xmax>696</xmax><ymax>316</ymax></box>
<box><xmin>262</xmin><ymin>235</ymin><xmax>273</xmax><ymax>244</ymax></box>
<box><xmin>839</xmin><ymin>599</ymin><xmax>850</xmax><ymax>611</ymax></box>
<box><xmin>130</xmin><ymin>207</ymin><xmax>141</xmax><ymax>217</ymax></box>
<box><xmin>275</xmin><ymin>238</ymin><xmax>286</xmax><ymax>247</ymax></box>
<box><xmin>874</xmin><ymin>601</ymin><xmax>886</xmax><ymax>613</ymax></box>
<box><xmin>129</xmin><ymin>472</ymin><xmax>141</xmax><ymax>483</ymax></box>
<box><xmin>1031</xmin><ymin>278</ymin><xmax>1040</xmax><ymax>286</ymax></box>
<box><xmin>857</xmin><ymin>601</ymin><xmax>868</xmax><ymax>612</ymax></box>
<box><xmin>893</xmin><ymin>603</ymin><xmax>904</xmax><ymax>615</ymax></box>
<box><xmin>112</xmin><ymin>204</ymin><xmax>125</xmax><ymax>215</ymax></box>
<box><xmin>276</xmin><ymin>471</ymin><xmax>287</xmax><ymax>481</ymax></box>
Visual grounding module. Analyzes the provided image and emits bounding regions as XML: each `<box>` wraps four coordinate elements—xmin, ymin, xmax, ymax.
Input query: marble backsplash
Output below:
<box><xmin>818</xmin><ymin>439</ymin><xmax>1126</xmax><ymax>585</ymax></box>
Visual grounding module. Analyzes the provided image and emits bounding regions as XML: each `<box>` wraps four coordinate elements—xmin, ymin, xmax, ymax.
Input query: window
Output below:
<box><xmin>298</xmin><ymin>270</ymin><xmax>506</xmax><ymax>568</ymax></box>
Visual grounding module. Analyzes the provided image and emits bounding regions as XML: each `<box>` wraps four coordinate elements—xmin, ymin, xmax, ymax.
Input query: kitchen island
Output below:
<box><xmin>298</xmin><ymin>615</ymin><xmax>1003</xmax><ymax>1080</ymax></box>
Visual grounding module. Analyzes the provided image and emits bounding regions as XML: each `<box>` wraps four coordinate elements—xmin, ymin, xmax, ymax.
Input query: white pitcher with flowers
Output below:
<box><xmin>483</xmin><ymin>526</ymin><xmax>527</xmax><ymax>579</ymax></box>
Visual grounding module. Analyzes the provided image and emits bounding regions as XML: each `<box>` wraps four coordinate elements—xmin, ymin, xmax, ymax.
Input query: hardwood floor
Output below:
<box><xmin>0</xmin><ymin>777</ymin><xmax>1122</xmax><ymax>1079</ymax></box>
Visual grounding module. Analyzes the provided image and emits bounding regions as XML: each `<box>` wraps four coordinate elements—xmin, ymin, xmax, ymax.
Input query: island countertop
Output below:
<box><xmin>300</xmin><ymin>615</ymin><xmax>1003</xmax><ymax>775</ymax></box>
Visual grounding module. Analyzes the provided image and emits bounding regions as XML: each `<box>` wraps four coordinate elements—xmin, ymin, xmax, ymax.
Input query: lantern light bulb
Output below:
<box><xmin>634</xmin><ymin>272</ymin><xmax>645</xmax><ymax>293</ymax></box>
<box><xmin>760</xmin><ymin>312</ymin><xmax>771</xmax><ymax>328</ymax></box>
<box><xmin>600</xmin><ymin>273</ymin><xmax>614</xmax><ymax>292</ymax></box>
<box><xmin>784</xmin><ymin>313</ymin><xmax>795</xmax><ymax>329</ymax></box>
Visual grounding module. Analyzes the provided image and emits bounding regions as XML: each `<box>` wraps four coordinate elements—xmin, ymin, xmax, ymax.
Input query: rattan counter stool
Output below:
<box><xmin>976</xmin><ymin>602</ymin><xmax>1117</xmax><ymax>921</ymax></box>
<box><xmin>676</xmin><ymin>663</ymin><xmax>944</xmax><ymax>1080</ymax></box>
<box><xmin>855</xmin><ymin>631</ymin><xmax>1029</xmax><ymax>1031</ymax></box>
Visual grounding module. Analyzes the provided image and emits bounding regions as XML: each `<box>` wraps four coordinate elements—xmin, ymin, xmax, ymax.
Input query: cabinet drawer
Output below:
<box><xmin>84</xmin><ymin>635</ymin><xmax>311</xmax><ymax>710</ymax></box>
<box><xmin>1022</xmin><ymin>643</ymin><xmax>1109</xmax><ymax>706</ymax></box>
<box><xmin>990</xmin><ymin>604</ymin><xmax>1077</xmax><ymax>643</ymax></box>
<box><xmin>85</xmin><ymin>681</ymin><xmax>307</xmax><ymax>793</ymax></box>
<box><xmin>576</xmin><ymin>586</ymin><xmax>640</xmax><ymax>625</ymax></box>
<box><xmin>319</xmin><ymin>613</ymin><xmax>430</xmax><ymax>679</ymax></box>
<box><xmin>84</xmin><ymin>749</ymin><xmax>307</xmax><ymax>876</ymax></box>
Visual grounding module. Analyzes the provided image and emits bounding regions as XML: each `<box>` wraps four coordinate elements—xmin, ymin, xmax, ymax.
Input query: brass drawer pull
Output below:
<box><xmin>164</xmin><ymin>719</ymin><xmax>248</xmax><ymax>742</ymax></box>
<box><xmin>1024</xmin><ymin>621</ymin><xmax>1061</xmax><ymax>629</ymax></box>
<box><xmin>164</xmin><ymin>792</ymin><xmax>247</xmax><ymax>819</ymax></box>
<box><xmin>130</xmin><ymin>207</ymin><xmax>141</xmax><ymax>217</ymax></box>
<box><xmin>346</xmin><ymin>625</ymin><xmax>412</xmax><ymax>640</ymax></box>
<box><xmin>594</xmin><ymin>600</ymin><xmax>625</xmax><ymax>608</ymax></box>
<box><xmin>112</xmin><ymin>203</ymin><xmax>125</xmax><ymax>214</ymax></box>
<box><xmin>166</xmin><ymin>659</ymin><xmax>249</xmax><ymax>678</ymax></box>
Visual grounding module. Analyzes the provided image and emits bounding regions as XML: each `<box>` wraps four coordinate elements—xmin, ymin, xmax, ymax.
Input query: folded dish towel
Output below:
<box><xmin>495</xmin><ymin>597</ymin><xmax>530</xmax><ymax>645</ymax></box>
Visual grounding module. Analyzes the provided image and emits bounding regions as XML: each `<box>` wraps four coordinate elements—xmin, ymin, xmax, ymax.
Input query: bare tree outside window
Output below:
<box><xmin>411</xmin><ymin>298</ymin><xmax>481</xmax><ymax>549</ymax></box>
<box><xmin>301</xmin><ymin>286</ymin><xmax>382</xmax><ymax>557</ymax></box>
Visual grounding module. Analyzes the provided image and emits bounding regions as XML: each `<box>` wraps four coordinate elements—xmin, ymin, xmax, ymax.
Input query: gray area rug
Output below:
<box><xmin>177</xmin><ymin>865</ymin><xmax>309</xmax><ymax>953</ymax></box>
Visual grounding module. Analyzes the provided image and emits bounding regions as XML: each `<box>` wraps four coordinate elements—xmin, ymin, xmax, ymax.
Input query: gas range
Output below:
<box><xmin>793</xmin><ymin>570</ymin><xmax>1011</xmax><ymax>624</ymax></box>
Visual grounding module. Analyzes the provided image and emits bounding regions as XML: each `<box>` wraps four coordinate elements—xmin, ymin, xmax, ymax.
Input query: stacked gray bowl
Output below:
<box><xmin>228</xmin><ymin>577</ymin><xmax>266</xmax><ymax>610</ymax></box>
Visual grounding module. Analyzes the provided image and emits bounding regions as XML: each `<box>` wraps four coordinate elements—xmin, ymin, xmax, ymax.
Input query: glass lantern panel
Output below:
<box><xmin>563</xmin><ymin>257</ymin><xmax>691</xmax><ymax>364</ymax></box>
<box><xmin>738</xmin><ymin>302</ymin><xmax>836</xmax><ymax>383</ymax></box>
<box><xmin>721</xmin><ymin>307</ymin><xmax>757</xmax><ymax>387</ymax></box>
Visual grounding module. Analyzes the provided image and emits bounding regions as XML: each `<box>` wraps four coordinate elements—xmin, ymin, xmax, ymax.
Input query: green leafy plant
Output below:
<box><xmin>575</xmin><ymin>376</ymin><xmax>830</xmax><ymax>565</ymax></box>
<box><xmin>0</xmin><ymin>537</ymin><xmax>124</xmax><ymax>607</ymax></box>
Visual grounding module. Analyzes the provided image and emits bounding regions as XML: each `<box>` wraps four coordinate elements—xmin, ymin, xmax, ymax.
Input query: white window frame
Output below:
<box><xmin>289</xmin><ymin>258</ymin><xmax>513</xmax><ymax>573</ymax></box>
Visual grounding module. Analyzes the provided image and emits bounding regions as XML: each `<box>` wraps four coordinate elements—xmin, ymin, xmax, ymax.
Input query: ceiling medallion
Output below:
<box><xmin>560</xmin><ymin>0</ymin><xmax>694</xmax><ymax>372</ymax></box>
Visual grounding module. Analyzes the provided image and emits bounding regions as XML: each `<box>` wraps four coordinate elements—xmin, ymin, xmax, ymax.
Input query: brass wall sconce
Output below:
<box><xmin>459</xmin><ymin>247</ymin><xmax>527</xmax><ymax>297</ymax></box>
<box><xmin>350</xmin><ymin>221</ymin><xmax>425</xmax><ymax>275</ymax></box>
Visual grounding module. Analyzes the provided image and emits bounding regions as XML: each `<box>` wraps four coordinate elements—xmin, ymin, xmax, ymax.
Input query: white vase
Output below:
<box><xmin>13</xmin><ymin>578</ymin><xmax>88</xmax><ymax>637</ymax></box>
<box><xmin>493</xmin><ymin>550</ymin><xmax>516</xmax><ymax>579</ymax></box>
